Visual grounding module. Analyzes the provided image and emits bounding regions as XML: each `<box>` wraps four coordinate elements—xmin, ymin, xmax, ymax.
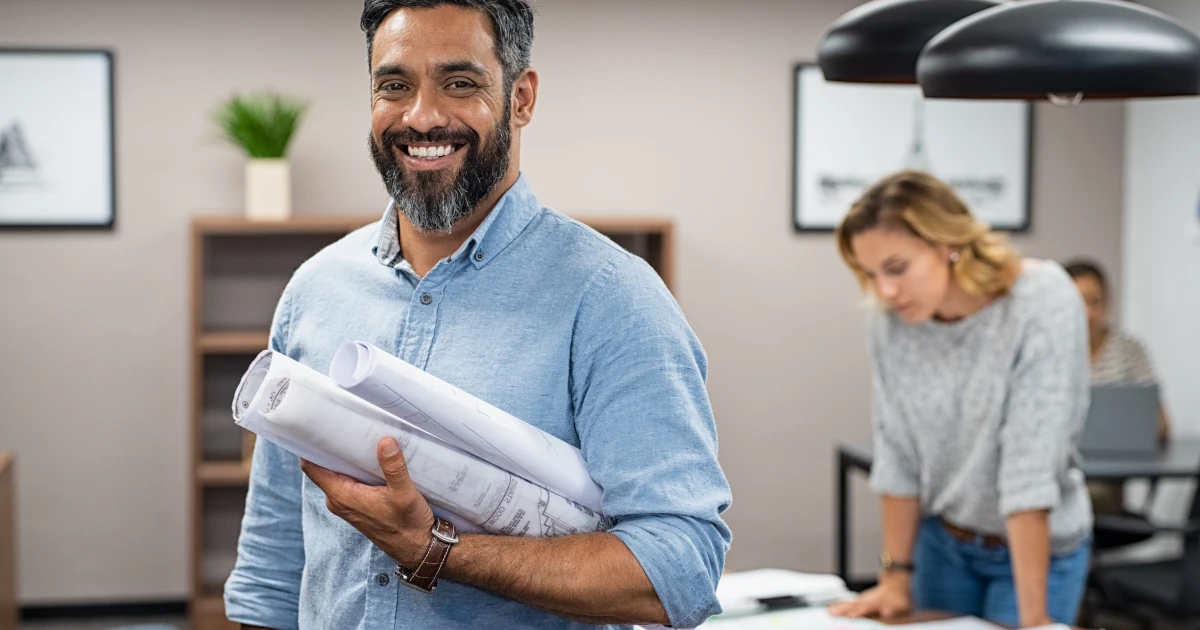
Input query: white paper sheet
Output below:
<box><xmin>233</xmin><ymin>350</ymin><xmax>610</xmax><ymax>538</ymax></box>
<box><xmin>329</xmin><ymin>341</ymin><xmax>604</xmax><ymax>512</ymax></box>
<box><xmin>715</xmin><ymin>569</ymin><xmax>853</xmax><ymax>617</ymax></box>
<box><xmin>891</xmin><ymin>618</ymin><xmax>1005</xmax><ymax>630</ymax></box>
<box><xmin>700</xmin><ymin>607</ymin><xmax>884</xmax><ymax>629</ymax></box>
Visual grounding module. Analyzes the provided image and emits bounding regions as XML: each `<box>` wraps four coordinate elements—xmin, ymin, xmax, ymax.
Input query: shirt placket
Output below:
<box><xmin>365</xmin><ymin>258</ymin><xmax>458</xmax><ymax>628</ymax></box>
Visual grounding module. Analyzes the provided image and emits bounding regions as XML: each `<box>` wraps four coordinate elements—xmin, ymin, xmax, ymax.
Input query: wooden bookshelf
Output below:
<box><xmin>189</xmin><ymin>215</ymin><xmax>377</xmax><ymax>630</ymax></box>
<box><xmin>198</xmin><ymin>331</ymin><xmax>271</xmax><ymax>354</ymax></box>
<box><xmin>188</xmin><ymin>213</ymin><xmax>673</xmax><ymax>628</ymax></box>
<box><xmin>198</xmin><ymin>461</ymin><xmax>251</xmax><ymax>486</ymax></box>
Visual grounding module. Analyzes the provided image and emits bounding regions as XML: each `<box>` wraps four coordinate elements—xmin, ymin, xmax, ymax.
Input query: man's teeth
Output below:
<box><xmin>407</xmin><ymin>145</ymin><xmax>457</xmax><ymax>159</ymax></box>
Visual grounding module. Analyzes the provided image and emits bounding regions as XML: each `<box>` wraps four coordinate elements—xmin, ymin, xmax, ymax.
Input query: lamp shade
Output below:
<box><xmin>818</xmin><ymin>0</ymin><xmax>1001</xmax><ymax>84</ymax></box>
<box><xmin>917</xmin><ymin>0</ymin><xmax>1200</xmax><ymax>99</ymax></box>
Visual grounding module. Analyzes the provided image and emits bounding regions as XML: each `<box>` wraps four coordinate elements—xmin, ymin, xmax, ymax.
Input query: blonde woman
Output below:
<box><xmin>827</xmin><ymin>171</ymin><xmax>1093</xmax><ymax>627</ymax></box>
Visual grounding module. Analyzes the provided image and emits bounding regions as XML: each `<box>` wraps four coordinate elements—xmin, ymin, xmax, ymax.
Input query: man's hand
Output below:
<box><xmin>299</xmin><ymin>437</ymin><xmax>435</xmax><ymax>569</ymax></box>
<box><xmin>301</xmin><ymin>437</ymin><xmax>670</xmax><ymax>625</ymax></box>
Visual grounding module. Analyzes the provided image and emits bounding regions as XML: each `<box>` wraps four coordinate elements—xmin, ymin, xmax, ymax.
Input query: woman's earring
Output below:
<box><xmin>949</xmin><ymin>251</ymin><xmax>960</xmax><ymax>263</ymax></box>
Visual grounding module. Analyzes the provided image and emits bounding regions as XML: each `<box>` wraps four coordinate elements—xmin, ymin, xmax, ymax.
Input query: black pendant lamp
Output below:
<box><xmin>818</xmin><ymin>0</ymin><xmax>1001</xmax><ymax>84</ymax></box>
<box><xmin>917</xmin><ymin>0</ymin><xmax>1200</xmax><ymax>100</ymax></box>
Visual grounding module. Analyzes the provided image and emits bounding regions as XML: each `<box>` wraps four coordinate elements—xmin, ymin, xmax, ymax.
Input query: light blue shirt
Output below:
<box><xmin>224</xmin><ymin>175</ymin><xmax>732</xmax><ymax>630</ymax></box>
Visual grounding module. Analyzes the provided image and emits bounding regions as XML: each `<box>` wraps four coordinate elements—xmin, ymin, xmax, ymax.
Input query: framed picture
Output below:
<box><xmin>792</xmin><ymin>63</ymin><xmax>1033</xmax><ymax>233</ymax></box>
<box><xmin>0</xmin><ymin>49</ymin><xmax>115</xmax><ymax>230</ymax></box>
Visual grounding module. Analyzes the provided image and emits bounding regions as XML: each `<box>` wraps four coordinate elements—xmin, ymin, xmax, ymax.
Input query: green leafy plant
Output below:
<box><xmin>212</xmin><ymin>91</ymin><xmax>308</xmax><ymax>159</ymax></box>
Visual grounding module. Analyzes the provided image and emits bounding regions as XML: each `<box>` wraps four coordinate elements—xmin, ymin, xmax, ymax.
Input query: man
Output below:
<box><xmin>223</xmin><ymin>1</ymin><xmax>731</xmax><ymax>629</ymax></box>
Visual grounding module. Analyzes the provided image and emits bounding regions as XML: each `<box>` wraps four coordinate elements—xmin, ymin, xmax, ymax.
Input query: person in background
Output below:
<box><xmin>1064</xmin><ymin>259</ymin><xmax>1170</xmax><ymax>443</ymax></box>
<box><xmin>1064</xmin><ymin>258</ymin><xmax>1170</xmax><ymax>548</ymax></box>
<box><xmin>828</xmin><ymin>171</ymin><xmax>1093</xmax><ymax>627</ymax></box>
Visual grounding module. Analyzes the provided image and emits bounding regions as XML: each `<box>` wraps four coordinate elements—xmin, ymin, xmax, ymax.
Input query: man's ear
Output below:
<box><xmin>510</xmin><ymin>68</ymin><xmax>539</xmax><ymax>129</ymax></box>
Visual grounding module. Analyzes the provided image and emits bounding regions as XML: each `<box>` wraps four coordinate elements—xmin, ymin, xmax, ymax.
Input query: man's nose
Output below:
<box><xmin>403</xmin><ymin>87</ymin><xmax>452</xmax><ymax>133</ymax></box>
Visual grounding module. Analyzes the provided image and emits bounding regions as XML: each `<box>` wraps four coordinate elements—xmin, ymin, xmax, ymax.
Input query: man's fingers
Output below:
<box><xmin>301</xmin><ymin>460</ymin><xmax>366</xmax><ymax>510</ymax></box>
<box><xmin>377</xmin><ymin>437</ymin><xmax>413</xmax><ymax>487</ymax></box>
<box><xmin>300</xmin><ymin>459</ymin><xmax>338</xmax><ymax>488</ymax></box>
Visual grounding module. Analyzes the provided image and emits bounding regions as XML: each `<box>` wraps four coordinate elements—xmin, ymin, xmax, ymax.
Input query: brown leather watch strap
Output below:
<box><xmin>394</xmin><ymin>517</ymin><xmax>458</xmax><ymax>593</ymax></box>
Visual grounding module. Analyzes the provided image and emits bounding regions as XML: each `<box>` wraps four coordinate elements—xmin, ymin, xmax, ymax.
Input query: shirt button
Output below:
<box><xmin>474</xmin><ymin>251</ymin><xmax>485</xmax><ymax>262</ymax></box>
<box><xmin>420</xmin><ymin>293</ymin><xmax>433</xmax><ymax>305</ymax></box>
<box><xmin>376</xmin><ymin>572</ymin><xmax>390</xmax><ymax>586</ymax></box>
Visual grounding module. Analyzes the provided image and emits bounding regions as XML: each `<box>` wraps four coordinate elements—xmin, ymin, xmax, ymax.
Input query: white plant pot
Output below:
<box><xmin>245</xmin><ymin>159</ymin><xmax>291</xmax><ymax>221</ymax></box>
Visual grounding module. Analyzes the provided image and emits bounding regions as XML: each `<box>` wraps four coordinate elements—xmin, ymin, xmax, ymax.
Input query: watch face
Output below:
<box><xmin>433</xmin><ymin>519</ymin><xmax>459</xmax><ymax>544</ymax></box>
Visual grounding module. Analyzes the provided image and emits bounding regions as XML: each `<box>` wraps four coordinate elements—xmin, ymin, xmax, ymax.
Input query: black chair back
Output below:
<box><xmin>1172</xmin><ymin>457</ymin><xmax>1200</xmax><ymax>615</ymax></box>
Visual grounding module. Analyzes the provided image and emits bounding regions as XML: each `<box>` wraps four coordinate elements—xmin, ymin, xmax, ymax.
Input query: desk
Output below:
<box><xmin>835</xmin><ymin>439</ymin><xmax>1200</xmax><ymax>585</ymax></box>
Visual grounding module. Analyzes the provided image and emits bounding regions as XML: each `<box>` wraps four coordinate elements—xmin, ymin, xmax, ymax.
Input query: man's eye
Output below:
<box><xmin>448</xmin><ymin>80</ymin><xmax>475</xmax><ymax>90</ymax></box>
<box><xmin>382</xmin><ymin>82</ymin><xmax>407</xmax><ymax>92</ymax></box>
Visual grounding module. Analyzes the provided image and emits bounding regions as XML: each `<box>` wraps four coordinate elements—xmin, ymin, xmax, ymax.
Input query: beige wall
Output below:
<box><xmin>0</xmin><ymin>0</ymin><xmax>1124</xmax><ymax>603</ymax></box>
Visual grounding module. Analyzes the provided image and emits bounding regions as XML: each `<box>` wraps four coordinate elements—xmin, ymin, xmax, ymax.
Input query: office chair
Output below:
<box><xmin>1092</xmin><ymin>477</ymin><xmax>1161</xmax><ymax>551</ymax></box>
<box><xmin>1088</xmin><ymin>468</ymin><xmax>1200</xmax><ymax>629</ymax></box>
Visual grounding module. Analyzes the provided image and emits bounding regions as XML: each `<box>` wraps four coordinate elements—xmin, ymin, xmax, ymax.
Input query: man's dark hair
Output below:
<box><xmin>1063</xmin><ymin>258</ymin><xmax>1108</xmax><ymax>293</ymax></box>
<box><xmin>361</xmin><ymin>0</ymin><xmax>535</xmax><ymax>87</ymax></box>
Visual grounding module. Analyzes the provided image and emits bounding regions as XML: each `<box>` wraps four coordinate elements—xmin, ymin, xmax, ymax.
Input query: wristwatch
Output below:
<box><xmin>394</xmin><ymin>517</ymin><xmax>459</xmax><ymax>593</ymax></box>
<box><xmin>880</xmin><ymin>552</ymin><xmax>915</xmax><ymax>573</ymax></box>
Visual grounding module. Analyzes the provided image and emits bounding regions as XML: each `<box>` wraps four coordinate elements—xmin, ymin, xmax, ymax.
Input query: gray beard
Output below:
<box><xmin>391</xmin><ymin>171</ymin><xmax>476</xmax><ymax>234</ymax></box>
<box><xmin>370</xmin><ymin>105</ymin><xmax>512</xmax><ymax>235</ymax></box>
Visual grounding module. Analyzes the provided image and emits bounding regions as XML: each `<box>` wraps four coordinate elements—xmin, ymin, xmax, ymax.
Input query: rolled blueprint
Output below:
<box><xmin>329</xmin><ymin>341</ymin><xmax>604</xmax><ymax>513</ymax></box>
<box><xmin>233</xmin><ymin>350</ymin><xmax>609</xmax><ymax>538</ymax></box>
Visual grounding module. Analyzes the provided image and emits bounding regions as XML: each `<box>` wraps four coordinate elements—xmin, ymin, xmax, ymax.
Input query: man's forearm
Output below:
<box><xmin>1006</xmin><ymin>509</ymin><xmax>1051</xmax><ymax>626</ymax></box>
<box><xmin>441</xmin><ymin>531</ymin><xmax>669</xmax><ymax>626</ymax></box>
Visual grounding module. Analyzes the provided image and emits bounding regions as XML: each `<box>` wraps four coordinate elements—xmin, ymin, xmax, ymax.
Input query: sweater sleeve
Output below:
<box><xmin>998</xmin><ymin>274</ymin><xmax>1091</xmax><ymax>516</ymax></box>
<box><xmin>866</xmin><ymin>316</ymin><xmax>921</xmax><ymax>498</ymax></box>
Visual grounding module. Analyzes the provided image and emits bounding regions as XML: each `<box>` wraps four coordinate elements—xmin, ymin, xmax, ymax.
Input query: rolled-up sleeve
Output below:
<box><xmin>998</xmin><ymin>291</ymin><xmax>1089</xmax><ymax>516</ymax></box>
<box><xmin>224</xmin><ymin>289</ymin><xmax>306</xmax><ymax>630</ymax></box>
<box><xmin>866</xmin><ymin>320</ymin><xmax>920</xmax><ymax>498</ymax></box>
<box><xmin>570</xmin><ymin>255</ymin><xmax>732</xmax><ymax>629</ymax></box>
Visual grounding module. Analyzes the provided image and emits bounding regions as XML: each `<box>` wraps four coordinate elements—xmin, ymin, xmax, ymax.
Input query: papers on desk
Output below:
<box><xmin>703</xmin><ymin>608</ymin><xmax>1009</xmax><ymax>630</ymax></box>
<box><xmin>703</xmin><ymin>570</ymin><xmax>1011</xmax><ymax>630</ymax></box>
<box><xmin>232</xmin><ymin>345</ymin><xmax>609</xmax><ymax>538</ymax></box>
<box><xmin>896</xmin><ymin>619</ymin><xmax>1005</xmax><ymax>630</ymax></box>
<box><xmin>702</xmin><ymin>607</ymin><xmax>882</xmax><ymax>629</ymax></box>
<box><xmin>714</xmin><ymin>569</ymin><xmax>855</xmax><ymax>617</ymax></box>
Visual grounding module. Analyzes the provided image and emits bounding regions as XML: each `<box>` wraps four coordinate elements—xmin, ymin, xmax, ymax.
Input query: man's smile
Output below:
<box><xmin>396</xmin><ymin>141</ymin><xmax>468</xmax><ymax>171</ymax></box>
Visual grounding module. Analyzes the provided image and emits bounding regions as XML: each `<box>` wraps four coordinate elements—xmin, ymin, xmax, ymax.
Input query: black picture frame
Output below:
<box><xmin>791</xmin><ymin>62</ymin><xmax>1034</xmax><ymax>234</ymax></box>
<box><xmin>0</xmin><ymin>48</ymin><xmax>116</xmax><ymax>231</ymax></box>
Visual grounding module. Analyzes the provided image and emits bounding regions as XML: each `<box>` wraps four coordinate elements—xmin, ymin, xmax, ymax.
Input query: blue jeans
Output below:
<box><xmin>912</xmin><ymin>516</ymin><xmax>1091</xmax><ymax>626</ymax></box>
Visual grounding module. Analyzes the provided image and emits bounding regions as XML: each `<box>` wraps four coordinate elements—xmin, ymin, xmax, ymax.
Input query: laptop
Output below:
<box><xmin>1080</xmin><ymin>384</ymin><xmax>1161</xmax><ymax>456</ymax></box>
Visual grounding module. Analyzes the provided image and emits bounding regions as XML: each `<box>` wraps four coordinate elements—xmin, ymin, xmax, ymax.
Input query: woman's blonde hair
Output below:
<box><xmin>835</xmin><ymin>170</ymin><xmax>1021</xmax><ymax>298</ymax></box>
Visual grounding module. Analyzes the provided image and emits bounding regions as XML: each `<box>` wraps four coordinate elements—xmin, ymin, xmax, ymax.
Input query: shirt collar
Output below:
<box><xmin>371</xmin><ymin>174</ymin><xmax>541</xmax><ymax>270</ymax></box>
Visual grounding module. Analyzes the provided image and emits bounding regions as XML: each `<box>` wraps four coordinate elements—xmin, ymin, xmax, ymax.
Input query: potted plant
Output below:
<box><xmin>212</xmin><ymin>91</ymin><xmax>308</xmax><ymax>221</ymax></box>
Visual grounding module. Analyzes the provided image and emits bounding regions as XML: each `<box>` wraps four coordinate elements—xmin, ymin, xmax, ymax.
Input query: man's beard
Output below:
<box><xmin>369</xmin><ymin>109</ymin><xmax>511</xmax><ymax>234</ymax></box>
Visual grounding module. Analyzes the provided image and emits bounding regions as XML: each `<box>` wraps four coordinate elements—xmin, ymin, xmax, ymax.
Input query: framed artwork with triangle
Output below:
<box><xmin>791</xmin><ymin>63</ymin><xmax>1032</xmax><ymax>233</ymax></box>
<box><xmin>0</xmin><ymin>49</ymin><xmax>115</xmax><ymax>230</ymax></box>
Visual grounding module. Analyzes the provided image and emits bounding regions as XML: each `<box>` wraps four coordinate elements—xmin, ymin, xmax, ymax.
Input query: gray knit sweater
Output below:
<box><xmin>867</xmin><ymin>261</ymin><xmax>1093</xmax><ymax>554</ymax></box>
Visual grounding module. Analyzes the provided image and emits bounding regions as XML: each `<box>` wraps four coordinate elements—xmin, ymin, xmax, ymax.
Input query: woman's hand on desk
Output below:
<box><xmin>828</xmin><ymin>573</ymin><xmax>911</xmax><ymax>620</ymax></box>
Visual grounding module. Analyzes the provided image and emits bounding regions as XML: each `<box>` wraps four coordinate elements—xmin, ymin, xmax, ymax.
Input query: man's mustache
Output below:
<box><xmin>382</xmin><ymin>127</ymin><xmax>477</xmax><ymax>148</ymax></box>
